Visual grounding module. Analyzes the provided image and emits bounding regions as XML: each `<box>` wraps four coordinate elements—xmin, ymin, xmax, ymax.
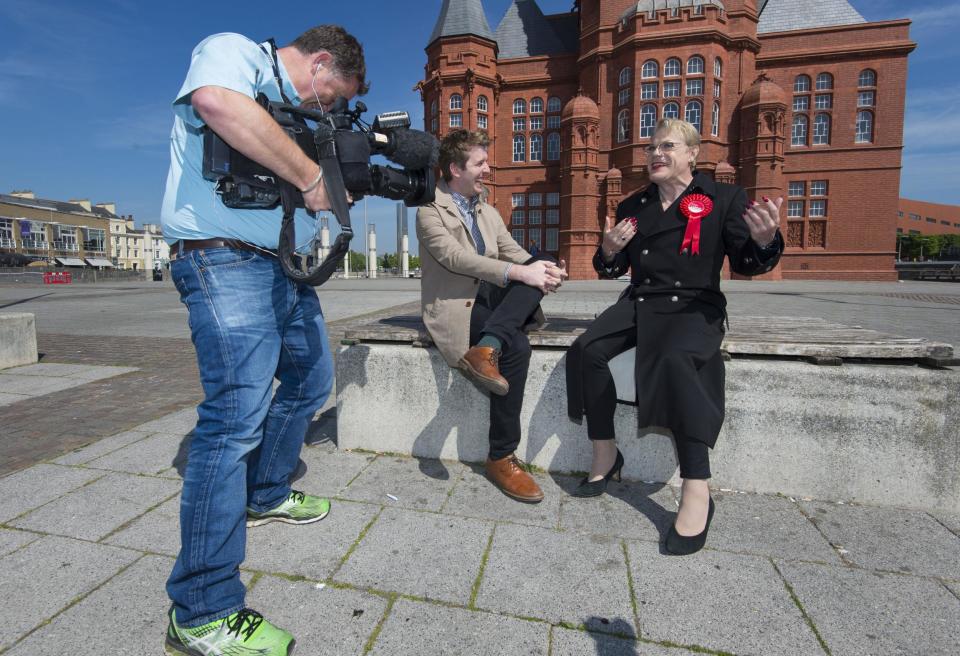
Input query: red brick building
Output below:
<box><xmin>419</xmin><ymin>0</ymin><xmax>915</xmax><ymax>280</ymax></box>
<box><xmin>898</xmin><ymin>198</ymin><xmax>960</xmax><ymax>237</ymax></box>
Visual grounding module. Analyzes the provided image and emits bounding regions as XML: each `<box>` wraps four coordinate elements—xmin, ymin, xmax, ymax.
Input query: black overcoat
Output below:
<box><xmin>566</xmin><ymin>171</ymin><xmax>784</xmax><ymax>447</ymax></box>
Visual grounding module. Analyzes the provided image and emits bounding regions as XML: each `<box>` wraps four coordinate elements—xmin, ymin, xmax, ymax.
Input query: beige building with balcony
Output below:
<box><xmin>108</xmin><ymin>216</ymin><xmax>169</xmax><ymax>271</ymax></box>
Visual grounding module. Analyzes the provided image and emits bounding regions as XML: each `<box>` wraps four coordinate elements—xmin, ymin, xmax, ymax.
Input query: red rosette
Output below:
<box><xmin>678</xmin><ymin>193</ymin><xmax>714</xmax><ymax>255</ymax></box>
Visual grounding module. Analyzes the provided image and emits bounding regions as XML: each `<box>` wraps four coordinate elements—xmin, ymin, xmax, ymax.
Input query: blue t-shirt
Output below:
<box><xmin>160</xmin><ymin>33</ymin><xmax>317</xmax><ymax>248</ymax></box>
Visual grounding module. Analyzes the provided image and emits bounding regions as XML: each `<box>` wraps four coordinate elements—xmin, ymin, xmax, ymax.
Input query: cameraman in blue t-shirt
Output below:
<box><xmin>160</xmin><ymin>26</ymin><xmax>367</xmax><ymax>656</ymax></box>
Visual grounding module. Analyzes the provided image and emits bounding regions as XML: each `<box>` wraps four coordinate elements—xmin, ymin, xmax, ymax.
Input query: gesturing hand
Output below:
<box><xmin>743</xmin><ymin>196</ymin><xmax>783</xmax><ymax>247</ymax></box>
<box><xmin>601</xmin><ymin>215</ymin><xmax>637</xmax><ymax>259</ymax></box>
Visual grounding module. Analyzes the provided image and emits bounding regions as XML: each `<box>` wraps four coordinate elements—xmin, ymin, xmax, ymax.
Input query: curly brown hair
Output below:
<box><xmin>438</xmin><ymin>130</ymin><xmax>490</xmax><ymax>181</ymax></box>
<box><xmin>291</xmin><ymin>25</ymin><xmax>369</xmax><ymax>95</ymax></box>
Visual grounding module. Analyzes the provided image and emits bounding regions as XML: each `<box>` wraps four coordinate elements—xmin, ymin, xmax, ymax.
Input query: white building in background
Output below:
<box><xmin>108</xmin><ymin>216</ymin><xmax>169</xmax><ymax>271</ymax></box>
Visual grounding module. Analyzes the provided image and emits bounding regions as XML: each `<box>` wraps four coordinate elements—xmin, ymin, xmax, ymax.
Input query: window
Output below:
<box><xmin>942</xmin><ymin>220</ymin><xmax>951</xmax><ymax>226</ymax></box>
<box><xmin>530</xmin><ymin>116</ymin><xmax>543</xmax><ymax>131</ymax></box>
<box><xmin>664</xmin><ymin>58</ymin><xmax>681</xmax><ymax>77</ymax></box>
<box><xmin>811</xmin><ymin>181</ymin><xmax>828</xmax><ymax>196</ymax></box>
<box><xmin>858</xmin><ymin>91</ymin><xmax>875</xmax><ymax>107</ymax></box>
<box><xmin>530</xmin><ymin>134</ymin><xmax>543</xmax><ymax>161</ymax></box>
<box><xmin>714</xmin><ymin>57</ymin><xmax>722</xmax><ymax>77</ymax></box>
<box><xmin>449</xmin><ymin>94</ymin><xmax>462</xmax><ymax>110</ymax></box>
<box><xmin>788</xmin><ymin>200</ymin><xmax>804</xmax><ymax>218</ymax></box>
<box><xmin>546</xmin><ymin>133</ymin><xmax>561</xmax><ymax>160</ymax></box>
<box><xmin>639</xmin><ymin>104</ymin><xmax>657</xmax><ymax>138</ymax></box>
<box><xmin>794</xmin><ymin>75</ymin><xmax>811</xmax><ymax>93</ymax></box>
<box><xmin>530</xmin><ymin>97</ymin><xmax>544</xmax><ymax>113</ymax></box>
<box><xmin>810</xmin><ymin>200</ymin><xmax>826</xmax><ymax>217</ymax></box>
<box><xmin>546</xmin><ymin>228</ymin><xmax>558</xmax><ymax>250</ymax></box>
<box><xmin>513</xmin><ymin>135</ymin><xmax>526</xmax><ymax>162</ymax></box>
<box><xmin>431</xmin><ymin>100</ymin><xmax>437</xmax><ymax>115</ymax></box>
<box><xmin>663</xmin><ymin>102</ymin><xmax>680</xmax><ymax>119</ymax></box>
<box><xmin>858</xmin><ymin>69</ymin><xmax>877</xmax><ymax>88</ymax></box>
<box><xmin>477</xmin><ymin>115</ymin><xmax>487</xmax><ymax>130</ymax></box>
<box><xmin>788</xmin><ymin>181</ymin><xmax>805</xmax><ymax>197</ymax></box>
<box><xmin>663</xmin><ymin>80</ymin><xmax>681</xmax><ymax>98</ymax></box>
<box><xmin>547</xmin><ymin>96</ymin><xmax>562</xmax><ymax>112</ymax></box>
<box><xmin>619</xmin><ymin>67</ymin><xmax>632</xmax><ymax>87</ymax></box>
<box><xmin>529</xmin><ymin>193</ymin><xmax>542</xmax><ymax>206</ymax></box>
<box><xmin>686</xmin><ymin>79</ymin><xmax>704</xmax><ymax>96</ymax></box>
<box><xmin>792</xmin><ymin>114</ymin><xmax>808</xmax><ymax>146</ymax></box>
<box><xmin>855</xmin><ymin>111</ymin><xmax>873</xmax><ymax>143</ymax></box>
<box><xmin>0</xmin><ymin>219</ymin><xmax>13</xmax><ymax>246</ymax></box>
<box><xmin>711</xmin><ymin>102</ymin><xmax>720</xmax><ymax>137</ymax></box>
<box><xmin>431</xmin><ymin>117</ymin><xmax>438</xmax><ymax>132</ymax></box>
<box><xmin>816</xmin><ymin>73</ymin><xmax>833</xmax><ymax>90</ymax></box>
<box><xmin>528</xmin><ymin>210</ymin><xmax>542</xmax><ymax>225</ymax></box>
<box><xmin>713</xmin><ymin>80</ymin><xmax>721</xmax><ymax>98</ymax></box>
<box><xmin>687</xmin><ymin>56</ymin><xmax>704</xmax><ymax>75</ymax></box>
<box><xmin>528</xmin><ymin>229</ymin><xmax>541</xmax><ymax>249</ymax></box>
<box><xmin>547</xmin><ymin>115</ymin><xmax>561</xmax><ymax>129</ymax></box>
<box><xmin>926</xmin><ymin>217</ymin><xmax>936</xmax><ymax>224</ymax></box>
<box><xmin>512</xmin><ymin>193</ymin><xmax>525</xmax><ymax>207</ymax></box>
<box><xmin>513</xmin><ymin>117</ymin><xmax>526</xmax><ymax>132</ymax></box>
<box><xmin>617</xmin><ymin>109</ymin><xmax>631</xmax><ymax>142</ymax></box>
<box><xmin>546</xmin><ymin>209</ymin><xmax>560</xmax><ymax>224</ymax></box>
<box><xmin>513</xmin><ymin>98</ymin><xmax>526</xmax><ymax>114</ymax></box>
<box><xmin>641</xmin><ymin>60</ymin><xmax>658</xmax><ymax>79</ymax></box>
<box><xmin>546</xmin><ymin>192</ymin><xmax>560</xmax><ymax>205</ymax></box>
<box><xmin>909</xmin><ymin>213</ymin><xmax>920</xmax><ymax>221</ymax></box>
<box><xmin>641</xmin><ymin>82</ymin><xmax>658</xmax><ymax>99</ymax></box>
<box><xmin>449</xmin><ymin>113</ymin><xmax>462</xmax><ymax>127</ymax></box>
<box><xmin>815</xmin><ymin>94</ymin><xmax>832</xmax><ymax>109</ymax></box>
<box><xmin>813</xmin><ymin>113</ymin><xmax>830</xmax><ymax>145</ymax></box>
<box><xmin>618</xmin><ymin>88</ymin><xmax>631</xmax><ymax>106</ymax></box>
<box><xmin>511</xmin><ymin>210</ymin><xmax>524</xmax><ymax>225</ymax></box>
<box><xmin>793</xmin><ymin>96</ymin><xmax>809</xmax><ymax>112</ymax></box>
<box><xmin>512</xmin><ymin>229</ymin><xmax>524</xmax><ymax>244</ymax></box>
<box><xmin>477</xmin><ymin>95</ymin><xmax>488</xmax><ymax>112</ymax></box>
<box><xmin>685</xmin><ymin>101</ymin><xmax>702</xmax><ymax>133</ymax></box>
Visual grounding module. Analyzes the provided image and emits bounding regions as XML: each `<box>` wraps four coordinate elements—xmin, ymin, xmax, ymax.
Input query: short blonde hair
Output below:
<box><xmin>655</xmin><ymin>118</ymin><xmax>701</xmax><ymax>147</ymax></box>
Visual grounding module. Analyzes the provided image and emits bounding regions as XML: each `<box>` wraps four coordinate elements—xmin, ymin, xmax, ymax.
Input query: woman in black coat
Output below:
<box><xmin>566</xmin><ymin>118</ymin><xmax>784</xmax><ymax>555</ymax></box>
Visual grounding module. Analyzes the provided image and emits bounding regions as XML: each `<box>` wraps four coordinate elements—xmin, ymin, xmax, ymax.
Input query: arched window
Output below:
<box><xmin>711</xmin><ymin>102</ymin><xmax>720</xmax><ymax>137</ymax></box>
<box><xmin>639</xmin><ymin>104</ymin><xmax>657</xmax><ymax>138</ymax></box>
<box><xmin>530</xmin><ymin>133</ymin><xmax>543</xmax><ymax>161</ymax></box>
<box><xmin>617</xmin><ymin>109</ymin><xmax>631</xmax><ymax>143</ymax></box>
<box><xmin>663</xmin><ymin>102</ymin><xmax>680</xmax><ymax>119</ymax></box>
<box><xmin>687</xmin><ymin>56</ymin><xmax>704</xmax><ymax>75</ymax></box>
<box><xmin>513</xmin><ymin>98</ymin><xmax>527</xmax><ymax>115</ymax></box>
<box><xmin>816</xmin><ymin>73</ymin><xmax>833</xmax><ymax>90</ymax></box>
<box><xmin>513</xmin><ymin>135</ymin><xmax>525</xmax><ymax>162</ymax></box>
<box><xmin>664</xmin><ymin>58</ymin><xmax>681</xmax><ymax>77</ymax></box>
<box><xmin>813</xmin><ymin>113</ymin><xmax>831</xmax><ymax>145</ymax></box>
<box><xmin>530</xmin><ymin>97</ymin><xmax>544</xmax><ymax>113</ymax></box>
<box><xmin>792</xmin><ymin>114</ymin><xmax>808</xmax><ymax>146</ymax></box>
<box><xmin>641</xmin><ymin>60</ymin><xmax>658</xmax><ymax>79</ymax></box>
<box><xmin>619</xmin><ymin>67</ymin><xmax>632</xmax><ymax>87</ymax></box>
<box><xmin>685</xmin><ymin>100</ymin><xmax>703</xmax><ymax>133</ymax></box>
<box><xmin>858</xmin><ymin>69</ymin><xmax>877</xmax><ymax>88</ymax></box>
<box><xmin>714</xmin><ymin>57</ymin><xmax>723</xmax><ymax>78</ymax></box>
<box><xmin>794</xmin><ymin>75</ymin><xmax>811</xmax><ymax>93</ymax></box>
<box><xmin>855</xmin><ymin>110</ymin><xmax>874</xmax><ymax>143</ymax></box>
<box><xmin>547</xmin><ymin>96</ymin><xmax>562</xmax><ymax>112</ymax></box>
<box><xmin>546</xmin><ymin>132</ymin><xmax>561</xmax><ymax>160</ymax></box>
<box><xmin>449</xmin><ymin>94</ymin><xmax>462</xmax><ymax>110</ymax></box>
<box><xmin>430</xmin><ymin>99</ymin><xmax>437</xmax><ymax>116</ymax></box>
<box><xmin>477</xmin><ymin>95</ymin><xmax>488</xmax><ymax>112</ymax></box>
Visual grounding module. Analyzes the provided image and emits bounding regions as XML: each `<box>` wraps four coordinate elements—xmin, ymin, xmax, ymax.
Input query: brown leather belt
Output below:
<box><xmin>169</xmin><ymin>238</ymin><xmax>274</xmax><ymax>260</ymax></box>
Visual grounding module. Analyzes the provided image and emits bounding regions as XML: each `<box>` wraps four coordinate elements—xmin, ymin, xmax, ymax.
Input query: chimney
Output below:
<box><xmin>70</xmin><ymin>198</ymin><xmax>92</xmax><ymax>212</ymax></box>
<box><xmin>10</xmin><ymin>190</ymin><xmax>35</xmax><ymax>199</ymax></box>
<box><xmin>95</xmin><ymin>202</ymin><xmax>117</xmax><ymax>215</ymax></box>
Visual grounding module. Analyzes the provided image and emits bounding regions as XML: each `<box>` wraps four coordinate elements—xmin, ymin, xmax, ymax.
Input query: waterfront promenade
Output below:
<box><xmin>0</xmin><ymin>277</ymin><xmax>958</xmax><ymax>655</ymax></box>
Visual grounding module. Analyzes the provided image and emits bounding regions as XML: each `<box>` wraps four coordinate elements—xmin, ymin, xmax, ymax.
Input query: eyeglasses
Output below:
<box><xmin>643</xmin><ymin>141</ymin><xmax>681</xmax><ymax>155</ymax></box>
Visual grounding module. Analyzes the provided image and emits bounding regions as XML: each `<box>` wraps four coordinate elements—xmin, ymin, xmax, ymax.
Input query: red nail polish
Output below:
<box><xmin>762</xmin><ymin>196</ymin><xmax>769</xmax><ymax>202</ymax></box>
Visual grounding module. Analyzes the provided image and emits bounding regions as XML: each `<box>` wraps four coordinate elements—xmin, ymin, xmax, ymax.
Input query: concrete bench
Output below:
<box><xmin>336</xmin><ymin>314</ymin><xmax>959</xmax><ymax>513</ymax></box>
<box><xmin>0</xmin><ymin>313</ymin><xmax>38</xmax><ymax>370</ymax></box>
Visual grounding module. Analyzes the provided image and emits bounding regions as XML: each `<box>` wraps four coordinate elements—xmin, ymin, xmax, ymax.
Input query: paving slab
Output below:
<box><xmin>51</xmin><ymin>429</ymin><xmax>155</xmax><ymax>465</ymax></box>
<box><xmin>0</xmin><ymin>527</ymin><xmax>39</xmax><ymax>557</ymax></box>
<box><xmin>65</xmin><ymin>365</ymin><xmax>138</xmax><ymax>381</ymax></box>
<box><xmin>931</xmin><ymin>510</ymin><xmax>960</xmax><ymax>537</ymax></box>
<box><xmin>105</xmin><ymin>494</ymin><xmax>181</xmax><ymax>556</ymax></box>
<box><xmin>0</xmin><ymin>535</ymin><xmax>140</xmax><ymax>651</ymax></box>
<box><xmin>800</xmin><ymin>501</ymin><xmax>960</xmax><ymax>579</ymax></box>
<box><xmin>779</xmin><ymin>560</ymin><xmax>960</xmax><ymax>656</ymax></box>
<box><xmin>476</xmin><ymin>523</ymin><xmax>634</xmax><ymax>633</ymax></box>
<box><xmin>0</xmin><ymin>391</ymin><xmax>30</xmax><ymax>406</ymax></box>
<box><xmin>246</xmin><ymin>575</ymin><xmax>387</xmax><ymax>656</ymax></box>
<box><xmin>335</xmin><ymin>507</ymin><xmax>491</xmax><ymax>604</ymax></box>
<box><xmin>0</xmin><ymin>463</ymin><xmax>104</xmax><ymax>523</ymax></box>
<box><xmin>946</xmin><ymin>581</ymin><xmax>960</xmax><ymax>600</ymax></box>
<box><xmin>84</xmin><ymin>431</ymin><xmax>186</xmax><ymax>476</ymax></box>
<box><xmin>368</xmin><ymin>598</ymin><xmax>549</xmax><ymax>655</ymax></box>
<box><xmin>0</xmin><ymin>374</ymin><xmax>82</xmax><ymax>396</ymax></box>
<box><xmin>293</xmin><ymin>445</ymin><xmax>375</xmax><ymax>498</ymax></box>
<box><xmin>10</xmin><ymin>472</ymin><xmax>181</xmax><ymax>541</ymax></box>
<box><xmin>442</xmin><ymin>465</ymin><xmax>564</xmax><ymax>528</ymax></box>
<box><xmin>551</xmin><ymin>627</ymin><xmax>703</xmax><ymax>656</ymax></box>
<box><xmin>3</xmin><ymin>363</ymin><xmax>96</xmax><ymax>377</ymax></box>
<box><xmin>627</xmin><ymin>541</ymin><xmax>823</xmax><ymax>655</ymax></box>
<box><xmin>339</xmin><ymin>455</ymin><xmax>466</xmax><ymax>511</ymax></box>
<box><xmin>558</xmin><ymin>480</ymin><xmax>676</xmax><ymax>542</ymax></box>
<box><xmin>5</xmin><ymin>554</ymin><xmax>171</xmax><ymax>656</ymax></box>
<box><xmin>244</xmin><ymin>500</ymin><xmax>380</xmax><ymax>580</ymax></box>
<box><xmin>707</xmin><ymin>493</ymin><xmax>841</xmax><ymax>563</ymax></box>
<box><xmin>130</xmin><ymin>407</ymin><xmax>197</xmax><ymax>434</ymax></box>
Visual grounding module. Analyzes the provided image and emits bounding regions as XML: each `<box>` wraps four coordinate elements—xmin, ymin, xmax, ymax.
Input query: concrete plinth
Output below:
<box><xmin>0</xmin><ymin>313</ymin><xmax>38</xmax><ymax>370</ymax></box>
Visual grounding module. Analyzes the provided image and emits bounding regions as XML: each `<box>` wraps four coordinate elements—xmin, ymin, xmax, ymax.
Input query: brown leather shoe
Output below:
<box><xmin>485</xmin><ymin>454</ymin><xmax>544</xmax><ymax>503</ymax></box>
<box><xmin>458</xmin><ymin>346</ymin><xmax>509</xmax><ymax>396</ymax></box>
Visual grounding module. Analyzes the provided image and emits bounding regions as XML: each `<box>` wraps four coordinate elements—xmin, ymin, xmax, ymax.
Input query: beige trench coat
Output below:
<box><xmin>416</xmin><ymin>180</ymin><xmax>545</xmax><ymax>367</ymax></box>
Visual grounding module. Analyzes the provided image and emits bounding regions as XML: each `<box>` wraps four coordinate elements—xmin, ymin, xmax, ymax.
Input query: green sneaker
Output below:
<box><xmin>246</xmin><ymin>489</ymin><xmax>330</xmax><ymax>527</ymax></box>
<box><xmin>165</xmin><ymin>607</ymin><xmax>294</xmax><ymax>655</ymax></box>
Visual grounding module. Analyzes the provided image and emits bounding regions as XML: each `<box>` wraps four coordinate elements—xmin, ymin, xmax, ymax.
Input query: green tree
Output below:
<box><xmin>409</xmin><ymin>255</ymin><xmax>420</xmax><ymax>269</ymax></box>
<box><xmin>347</xmin><ymin>250</ymin><xmax>366</xmax><ymax>271</ymax></box>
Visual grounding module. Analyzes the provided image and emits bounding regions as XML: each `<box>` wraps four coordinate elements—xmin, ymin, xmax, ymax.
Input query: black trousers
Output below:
<box><xmin>469</xmin><ymin>256</ymin><xmax>549</xmax><ymax>460</ymax></box>
<box><xmin>578</xmin><ymin>325</ymin><xmax>712</xmax><ymax>480</ymax></box>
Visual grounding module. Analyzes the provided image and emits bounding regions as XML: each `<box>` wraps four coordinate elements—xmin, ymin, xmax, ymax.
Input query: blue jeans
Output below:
<box><xmin>165</xmin><ymin>247</ymin><xmax>333</xmax><ymax>627</ymax></box>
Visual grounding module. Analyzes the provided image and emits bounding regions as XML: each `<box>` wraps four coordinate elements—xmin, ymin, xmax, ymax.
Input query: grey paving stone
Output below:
<box><xmin>105</xmin><ymin>494</ymin><xmax>181</xmax><ymax>556</ymax></box>
<box><xmin>779</xmin><ymin>560</ymin><xmax>960</xmax><ymax>656</ymax></box>
<box><xmin>293</xmin><ymin>445</ymin><xmax>375</xmax><ymax>497</ymax></box>
<box><xmin>246</xmin><ymin>575</ymin><xmax>387</xmax><ymax>656</ymax></box>
<box><xmin>65</xmin><ymin>365</ymin><xmax>138</xmax><ymax>380</ymax></box>
<box><xmin>0</xmin><ymin>374</ymin><xmax>81</xmax><ymax>395</ymax></box>
<box><xmin>4</xmin><ymin>363</ymin><xmax>95</xmax><ymax>377</ymax></box>
<box><xmin>10</xmin><ymin>472</ymin><xmax>181</xmax><ymax>541</ymax></box>
<box><xmin>442</xmin><ymin>465</ymin><xmax>563</xmax><ymax>528</ymax></box>
<box><xmin>130</xmin><ymin>407</ymin><xmax>197</xmax><ymax>434</ymax></box>
<box><xmin>552</xmin><ymin>627</ymin><xmax>702</xmax><ymax>656</ymax></box>
<box><xmin>946</xmin><ymin>581</ymin><xmax>960</xmax><ymax>600</ymax></box>
<box><xmin>931</xmin><ymin>510</ymin><xmax>960</xmax><ymax>537</ymax></box>
<box><xmin>244</xmin><ymin>500</ymin><xmax>380</xmax><ymax>580</ymax></box>
<box><xmin>627</xmin><ymin>541</ymin><xmax>822</xmax><ymax>655</ymax></box>
<box><xmin>368</xmin><ymin>598</ymin><xmax>549</xmax><ymax>655</ymax></box>
<box><xmin>85</xmin><ymin>432</ymin><xmax>186</xmax><ymax>476</ymax></box>
<box><xmin>0</xmin><ymin>463</ymin><xmax>104</xmax><ymax>523</ymax></box>
<box><xmin>476</xmin><ymin>524</ymin><xmax>634</xmax><ymax>633</ymax></box>
<box><xmin>0</xmin><ymin>535</ymin><xmax>140</xmax><ymax>652</ymax></box>
<box><xmin>558</xmin><ymin>480</ymin><xmax>676</xmax><ymax>541</ymax></box>
<box><xmin>0</xmin><ymin>391</ymin><xmax>30</xmax><ymax>406</ymax></box>
<box><xmin>800</xmin><ymin>501</ymin><xmax>960</xmax><ymax>579</ymax></box>
<box><xmin>707</xmin><ymin>493</ymin><xmax>841</xmax><ymax>563</ymax></box>
<box><xmin>336</xmin><ymin>507</ymin><xmax>491</xmax><ymax>604</ymax></box>
<box><xmin>340</xmin><ymin>455</ymin><xmax>466</xmax><ymax>511</ymax></box>
<box><xmin>5</xmin><ymin>554</ymin><xmax>172</xmax><ymax>656</ymax></box>
<box><xmin>51</xmin><ymin>429</ymin><xmax>155</xmax><ymax>465</ymax></box>
<box><xmin>0</xmin><ymin>528</ymin><xmax>39</xmax><ymax>557</ymax></box>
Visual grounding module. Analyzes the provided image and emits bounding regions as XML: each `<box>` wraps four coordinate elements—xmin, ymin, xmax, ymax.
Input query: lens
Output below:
<box><xmin>368</xmin><ymin>165</ymin><xmax>435</xmax><ymax>206</ymax></box>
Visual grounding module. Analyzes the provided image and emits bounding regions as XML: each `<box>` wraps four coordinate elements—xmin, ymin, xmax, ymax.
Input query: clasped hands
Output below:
<box><xmin>516</xmin><ymin>258</ymin><xmax>568</xmax><ymax>294</ymax></box>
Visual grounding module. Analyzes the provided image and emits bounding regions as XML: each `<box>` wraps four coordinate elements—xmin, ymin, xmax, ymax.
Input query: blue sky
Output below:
<box><xmin>0</xmin><ymin>0</ymin><xmax>955</xmax><ymax>254</ymax></box>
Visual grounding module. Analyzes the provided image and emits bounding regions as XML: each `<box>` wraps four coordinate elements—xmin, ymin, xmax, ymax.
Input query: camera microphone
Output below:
<box><xmin>371</xmin><ymin>127</ymin><xmax>438</xmax><ymax>170</ymax></box>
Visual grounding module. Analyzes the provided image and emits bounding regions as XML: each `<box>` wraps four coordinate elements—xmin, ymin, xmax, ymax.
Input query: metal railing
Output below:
<box><xmin>21</xmin><ymin>239</ymin><xmax>49</xmax><ymax>250</ymax></box>
<box><xmin>53</xmin><ymin>240</ymin><xmax>80</xmax><ymax>252</ymax></box>
<box><xmin>0</xmin><ymin>238</ymin><xmax>16</xmax><ymax>249</ymax></box>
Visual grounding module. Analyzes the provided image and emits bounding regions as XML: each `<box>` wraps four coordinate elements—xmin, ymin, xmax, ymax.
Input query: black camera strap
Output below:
<box><xmin>258</xmin><ymin>38</ymin><xmax>292</xmax><ymax>104</ymax></box>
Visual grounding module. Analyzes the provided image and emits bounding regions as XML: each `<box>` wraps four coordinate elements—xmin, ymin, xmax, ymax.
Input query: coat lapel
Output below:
<box><xmin>435</xmin><ymin>180</ymin><xmax>484</xmax><ymax>252</ymax></box>
<box><xmin>635</xmin><ymin>173</ymin><xmax>718</xmax><ymax>240</ymax></box>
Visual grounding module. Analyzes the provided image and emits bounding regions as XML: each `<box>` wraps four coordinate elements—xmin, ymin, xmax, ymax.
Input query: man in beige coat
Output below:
<box><xmin>417</xmin><ymin>130</ymin><xmax>567</xmax><ymax>502</ymax></box>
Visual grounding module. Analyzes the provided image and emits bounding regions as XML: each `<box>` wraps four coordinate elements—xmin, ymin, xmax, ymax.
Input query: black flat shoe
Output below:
<box><xmin>572</xmin><ymin>449</ymin><xmax>624</xmax><ymax>497</ymax></box>
<box><xmin>665</xmin><ymin>496</ymin><xmax>715</xmax><ymax>555</ymax></box>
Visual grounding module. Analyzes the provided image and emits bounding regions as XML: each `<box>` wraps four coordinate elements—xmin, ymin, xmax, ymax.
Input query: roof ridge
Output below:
<box><xmin>494</xmin><ymin>0</ymin><xmax>569</xmax><ymax>59</ymax></box>
<box><xmin>428</xmin><ymin>0</ymin><xmax>495</xmax><ymax>46</ymax></box>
